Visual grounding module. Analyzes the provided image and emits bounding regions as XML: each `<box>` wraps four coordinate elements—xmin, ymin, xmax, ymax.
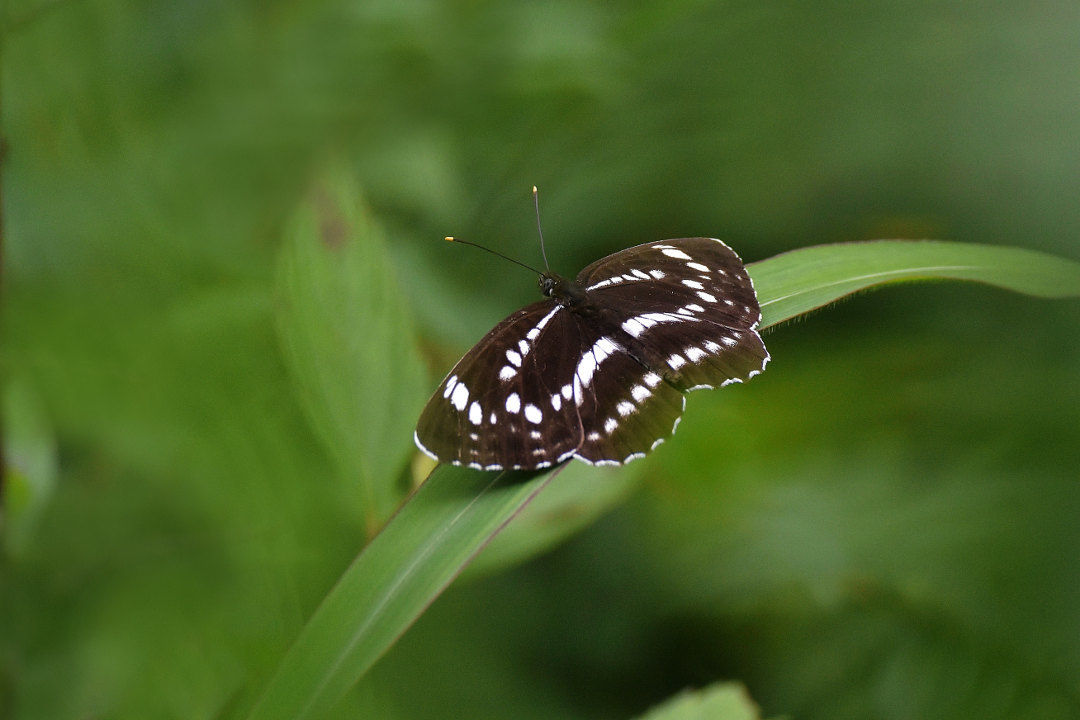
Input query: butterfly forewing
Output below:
<box><xmin>579</xmin><ymin>238</ymin><xmax>768</xmax><ymax>392</ymax></box>
<box><xmin>415</xmin><ymin>237</ymin><xmax>769</xmax><ymax>470</ymax></box>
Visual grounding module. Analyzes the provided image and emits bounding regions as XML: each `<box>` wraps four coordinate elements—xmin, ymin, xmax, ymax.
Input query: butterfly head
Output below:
<box><xmin>539</xmin><ymin>271</ymin><xmax>586</xmax><ymax>307</ymax></box>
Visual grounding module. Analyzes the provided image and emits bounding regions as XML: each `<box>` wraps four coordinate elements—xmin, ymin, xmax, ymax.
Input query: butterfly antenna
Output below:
<box><xmin>444</xmin><ymin>237</ymin><xmax>544</xmax><ymax>275</ymax></box>
<box><xmin>533</xmin><ymin>185</ymin><xmax>552</xmax><ymax>272</ymax></box>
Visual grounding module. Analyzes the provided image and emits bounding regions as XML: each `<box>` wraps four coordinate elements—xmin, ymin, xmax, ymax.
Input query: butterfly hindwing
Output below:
<box><xmin>567</xmin><ymin>339</ymin><xmax>688</xmax><ymax>465</ymax></box>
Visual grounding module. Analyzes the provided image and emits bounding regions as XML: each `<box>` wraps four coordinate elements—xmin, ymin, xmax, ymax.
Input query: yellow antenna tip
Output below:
<box><xmin>532</xmin><ymin>185</ymin><xmax>538</xmax><ymax>193</ymax></box>
<box><xmin>444</xmin><ymin>236</ymin><xmax>455</xmax><ymax>242</ymax></box>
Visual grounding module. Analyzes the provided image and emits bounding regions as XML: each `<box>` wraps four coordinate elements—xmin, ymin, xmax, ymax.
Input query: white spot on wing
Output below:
<box><xmin>529</xmin><ymin>305</ymin><xmax>562</xmax><ymax>336</ymax></box>
<box><xmin>649</xmin><ymin>269</ymin><xmax>665</xmax><ymax>279</ymax></box>
<box><xmin>631</xmin><ymin>385</ymin><xmax>651</xmax><ymax>403</ymax></box>
<box><xmin>518</xmin><ymin>339</ymin><xmax>530</xmax><ymax>356</ymax></box>
<box><xmin>682</xmin><ymin>279</ymin><xmax>704</xmax><ymax>289</ymax></box>
<box><xmin>697</xmin><ymin>291</ymin><xmax>718</xmax><ymax>303</ymax></box>
<box><xmin>506</xmin><ymin>392</ymin><xmax>521</xmax><ymax>414</ymax></box>
<box><xmin>468</xmin><ymin>401</ymin><xmax>482</xmax><ymax>425</ymax></box>
<box><xmin>551</xmin><ymin>393</ymin><xmax>562</xmax><ymax>411</ymax></box>
<box><xmin>524</xmin><ymin>403</ymin><xmax>543</xmax><ymax>424</ymax></box>
<box><xmin>644</xmin><ymin>372</ymin><xmax>663</xmax><ymax>387</ymax></box>
<box><xmin>667</xmin><ymin>353</ymin><xmax>687</xmax><ymax>370</ymax></box>
<box><xmin>443</xmin><ymin>375</ymin><xmax>458</xmax><ymax>399</ymax></box>
<box><xmin>577</xmin><ymin>351</ymin><xmax>598</xmax><ymax>386</ymax></box>
<box><xmin>561</xmin><ymin>384</ymin><xmax>573</xmax><ymax>400</ymax></box>
<box><xmin>576</xmin><ymin>336</ymin><xmax>623</xmax><ymax>388</ymax></box>
<box><xmin>595</xmin><ymin>336</ymin><xmax>617</xmax><ymax>358</ymax></box>
<box><xmin>604</xmin><ymin>417</ymin><xmax>618</xmax><ymax>434</ymax></box>
<box><xmin>622</xmin><ymin>312</ymin><xmax>695</xmax><ymax>338</ymax></box>
<box><xmin>661</xmin><ymin>248</ymin><xmax>693</xmax><ymax>260</ymax></box>
<box><xmin>450</xmin><ymin>382</ymin><xmax>470</xmax><ymax>411</ymax></box>
<box><xmin>649</xmin><ymin>311</ymin><xmax>690</xmax><ymax>324</ymax></box>
<box><xmin>587</xmin><ymin>276</ymin><xmax>623</xmax><ymax>291</ymax></box>
<box><xmin>622</xmin><ymin>317</ymin><xmax>646</xmax><ymax>337</ymax></box>
<box><xmin>499</xmin><ymin>365</ymin><xmax>517</xmax><ymax>381</ymax></box>
<box><xmin>632</xmin><ymin>269</ymin><xmax>650</xmax><ymax>279</ymax></box>
<box><xmin>616</xmin><ymin>401</ymin><xmax>635</xmax><ymax>416</ymax></box>
<box><xmin>687</xmin><ymin>261</ymin><xmax>710</xmax><ymax>272</ymax></box>
<box><xmin>506</xmin><ymin>349</ymin><xmax>522</xmax><ymax>367</ymax></box>
<box><xmin>687</xmin><ymin>303</ymin><xmax>705</xmax><ymax>312</ymax></box>
<box><xmin>685</xmin><ymin>346</ymin><xmax>706</xmax><ymax>362</ymax></box>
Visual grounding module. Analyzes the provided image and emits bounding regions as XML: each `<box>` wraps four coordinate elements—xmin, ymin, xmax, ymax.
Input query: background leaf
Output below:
<box><xmin>635</xmin><ymin>683</ymin><xmax>763</xmax><ymax>720</ymax></box>
<box><xmin>276</xmin><ymin>167</ymin><xmax>428</xmax><ymax>529</ymax></box>
<box><xmin>2</xmin><ymin>377</ymin><xmax>60</xmax><ymax>557</ymax></box>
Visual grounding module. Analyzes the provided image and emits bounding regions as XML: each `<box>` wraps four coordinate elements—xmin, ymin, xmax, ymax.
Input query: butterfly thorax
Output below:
<box><xmin>539</xmin><ymin>271</ymin><xmax>587</xmax><ymax>308</ymax></box>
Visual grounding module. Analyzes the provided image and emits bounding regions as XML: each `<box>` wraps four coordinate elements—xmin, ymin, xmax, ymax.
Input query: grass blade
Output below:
<box><xmin>245</xmin><ymin>465</ymin><xmax>556</xmax><ymax>720</ymax></box>
<box><xmin>749</xmin><ymin>240</ymin><xmax>1080</xmax><ymax>329</ymax></box>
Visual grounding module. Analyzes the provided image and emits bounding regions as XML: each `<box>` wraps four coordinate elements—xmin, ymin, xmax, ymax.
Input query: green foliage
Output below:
<box><xmin>245</xmin><ymin>238</ymin><xmax>1080</xmax><ymax>719</ymax></box>
<box><xmin>247</xmin><ymin>465</ymin><xmax>556</xmax><ymax>720</ymax></box>
<box><xmin>276</xmin><ymin>167</ymin><xmax>428</xmax><ymax>529</ymax></box>
<box><xmin>634</xmin><ymin>684</ymin><xmax>764</xmax><ymax>720</ymax></box>
<box><xmin>4</xmin><ymin>2</ymin><xmax>1080</xmax><ymax>720</ymax></box>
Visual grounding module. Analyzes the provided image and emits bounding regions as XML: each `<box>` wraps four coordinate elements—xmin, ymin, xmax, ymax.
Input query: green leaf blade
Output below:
<box><xmin>275</xmin><ymin>167</ymin><xmax>428</xmax><ymax>526</ymax></box>
<box><xmin>245</xmin><ymin>465</ymin><xmax>555</xmax><ymax>720</ymax></box>
<box><xmin>750</xmin><ymin>240</ymin><xmax>1080</xmax><ymax>329</ymax></box>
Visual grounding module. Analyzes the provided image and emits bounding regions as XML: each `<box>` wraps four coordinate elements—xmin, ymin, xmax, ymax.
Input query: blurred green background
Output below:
<box><xmin>3</xmin><ymin>1</ymin><xmax>1080</xmax><ymax>718</ymax></box>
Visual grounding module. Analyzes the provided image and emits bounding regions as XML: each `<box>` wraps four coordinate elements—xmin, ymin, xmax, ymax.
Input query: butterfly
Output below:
<box><xmin>414</xmin><ymin>237</ymin><xmax>769</xmax><ymax>470</ymax></box>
